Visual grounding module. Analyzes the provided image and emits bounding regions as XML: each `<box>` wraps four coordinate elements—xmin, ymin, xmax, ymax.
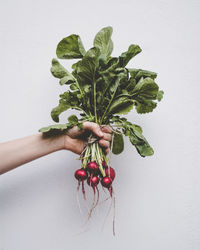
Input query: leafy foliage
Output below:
<box><xmin>93</xmin><ymin>26</ymin><xmax>113</xmax><ymax>59</ymax></box>
<box><xmin>112</xmin><ymin>133</ymin><xmax>124</xmax><ymax>155</ymax></box>
<box><xmin>56</xmin><ymin>34</ymin><xmax>86</xmax><ymax>59</ymax></box>
<box><xmin>40</xmin><ymin>26</ymin><xmax>164</xmax><ymax>157</ymax></box>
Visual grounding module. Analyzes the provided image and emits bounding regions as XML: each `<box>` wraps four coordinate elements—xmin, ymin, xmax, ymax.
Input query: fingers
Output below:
<box><xmin>105</xmin><ymin>148</ymin><xmax>109</xmax><ymax>155</ymax></box>
<box><xmin>101</xmin><ymin>125</ymin><xmax>112</xmax><ymax>133</ymax></box>
<box><xmin>102</xmin><ymin>132</ymin><xmax>112</xmax><ymax>142</ymax></box>
<box><xmin>83</xmin><ymin>122</ymin><xmax>104</xmax><ymax>138</ymax></box>
<box><xmin>82</xmin><ymin>122</ymin><xmax>112</xmax><ymax>150</ymax></box>
<box><xmin>98</xmin><ymin>139</ymin><xmax>110</xmax><ymax>149</ymax></box>
<box><xmin>82</xmin><ymin>122</ymin><xmax>112</xmax><ymax>138</ymax></box>
<box><xmin>67</xmin><ymin>122</ymin><xmax>112</xmax><ymax>142</ymax></box>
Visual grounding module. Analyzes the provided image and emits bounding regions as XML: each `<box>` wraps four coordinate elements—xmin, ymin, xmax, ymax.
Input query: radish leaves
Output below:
<box><xmin>39</xmin><ymin>26</ymin><xmax>164</xmax><ymax>157</ymax></box>
<box><xmin>56</xmin><ymin>34</ymin><xmax>86</xmax><ymax>59</ymax></box>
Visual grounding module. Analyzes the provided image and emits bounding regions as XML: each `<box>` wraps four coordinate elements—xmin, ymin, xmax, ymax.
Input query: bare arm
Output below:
<box><xmin>0</xmin><ymin>133</ymin><xmax>65</xmax><ymax>174</ymax></box>
<box><xmin>0</xmin><ymin>122</ymin><xmax>111</xmax><ymax>175</ymax></box>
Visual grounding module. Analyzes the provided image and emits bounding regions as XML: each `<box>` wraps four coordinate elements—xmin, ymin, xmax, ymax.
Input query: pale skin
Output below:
<box><xmin>0</xmin><ymin>122</ymin><xmax>112</xmax><ymax>175</ymax></box>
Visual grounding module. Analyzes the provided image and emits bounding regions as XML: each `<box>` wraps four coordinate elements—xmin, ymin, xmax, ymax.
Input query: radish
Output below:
<box><xmin>74</xmin><ymin>169</ymin><xmax>88</xmax><ymax>181</ymax></box>
<box><xmin>101</xmin><ymin>176</ymin><xmax>112</xmax><ymax>188</ymax></box>
<box><xmin>74</xmin><ymin>169</ymin><xmax>88</xmax><ymax>201</ymax></box>
<box><xmin>87</xmin><ymin>176</ymin><xmax>99</xmax><ymax>187</ymax></box>
<box><xmin>105</xmin><ymin>167</ymin><xmax>115</xmax><ymax>180</ymax></box>
<box><xmin>87</xmin><ymin>161</ymin><xmax>99</xmax><ymax>174</ymax></box>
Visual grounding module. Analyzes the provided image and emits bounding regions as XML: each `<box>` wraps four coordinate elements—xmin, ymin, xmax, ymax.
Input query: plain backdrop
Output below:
<box><xmin>0</xmin><ymin>0</ymin><xmax>200</xmax><ymax>249</ymax></box>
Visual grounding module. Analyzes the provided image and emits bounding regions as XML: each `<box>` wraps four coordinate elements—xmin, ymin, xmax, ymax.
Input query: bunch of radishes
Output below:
<box><xmin>74</xmin><ymin>160</ymin><xmax>116</xmax><ymax>198</ymax></box>
<box><xmin>39</xmin><ymin>26</ymin><xmax>163</xmax><ymax>234</ymax></box>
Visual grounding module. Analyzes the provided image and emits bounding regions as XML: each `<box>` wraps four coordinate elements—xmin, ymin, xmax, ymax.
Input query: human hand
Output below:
<box><xmin>63</xmin><ymin>121</ymin><xmax>112</xmax><ymax>155</ymax></box>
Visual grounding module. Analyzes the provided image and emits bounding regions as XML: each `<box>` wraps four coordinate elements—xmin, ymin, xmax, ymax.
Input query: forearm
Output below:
<box><xmin>0</xmin><ymin>133</ymin><xmax>65</xmax><ymax>174</ymax></box>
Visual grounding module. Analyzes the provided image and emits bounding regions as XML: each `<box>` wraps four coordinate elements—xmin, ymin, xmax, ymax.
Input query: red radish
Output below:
<box><xmin>87</xmin><ymin>161</ymin><xmax>99</xmax><ymax>173</ymax></box>
<box><xmin>87</xmin><ymin>176</ymin><xmax>99</xmax><ymax>187</ymax></box>
<box><xmin>101</xmin><ymin>176</ymin><xmax>112</xmax><ymax>188</ymax></box>
<box><xmin>105</xmin><ymin>167</ymin><xmax>116</xmax><ymax>180</ymax></box>
<box><xmin>74</xmin><ymin>169</ymin><xmax>88</xmax><ymax>181</ymax></box>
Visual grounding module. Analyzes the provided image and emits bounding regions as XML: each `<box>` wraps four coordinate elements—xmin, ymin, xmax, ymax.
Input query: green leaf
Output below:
<box><xmin>129</xmin><ymin>133</ymin><xmax>154</xmax><ymax>157</ymax></box>
<box><xmin>70</xmin><ymin>83</ymin><xmax>79</xmax><ymax>91</ymax></box>
<box><xmin>59</xmin><ymin>76</ymin><xmax>75</xmax><ymax>85</ymax></box>
<box><xmin>51</xmin><ymin>92</ymin><xmax>80</xmax><ymax>122</ymax></box>
<box><xmin>108</xmin><ymin>96</ymin><xmax>134</xmax><ymax>115</ymax></box>
<box><xmin>126</xmin><ymin>77</ymin><xmax>137</xmax><ymax>92</ymax></box>
<box><xmin>51</xmin><ymin>58</ymin><xmax>76</xmax><ymax>86</ymax></box>
<box><xmin>112</xmin><ymin>133</ymin><xmax>124</xmax><ymax>155</ymax></box>
<box><xmin>93</xmin><ymin>26</ymin><xmax>113</xmax><ymax>59</ymax></box>
<box><xmin>76</xmin><ymin>47</ymin><xmax>100</xmax><ymax>86</ymax></box>
<box><xmin>131</xmin><ymin>124</ymin><xmax>143</xmax><ymax>134</ymax></box>
<box><xmin>135</xmin><ymin>100</ymin><xmax>157</xmax><ymax>114</ymax></box>
<box><xmin>113</xmin><ymin>119</ymin><xmax>153</xmax><ymax>157</ymax></box>
<box><xmin>51</xmin><ymin>101</ymin><xmax>70</xmax><ymax>122</ymax></box>
<box><xmin>39</xmin><ymin>123</ymin><xmax>71</xmax><ymax>133</ymax></box>
<box><xmin>56</xmin><ymin>34</ymin><xmax>86</xmax><ymax>59</ymax></box>
<box><xmin>119</xmin><ymin>44</ymin><xmax>142</xmax><ymax>67</ymax></box>
<box><xmin>68</xmin><ymin>114</ymin><xmax>78</xmax><ymax>123</ymax></box>
<box><xmin>157</xmin><ymin>90</ymin><xmax>164</xmax><ymax>101</ymax></box>
<box><xmin>129</xmin><ymin>77</ymin><xmax>159</xmax><ymax>113</ymax></box>
<box><xmin>128</xmin><ymin>68</ymin><xmax>157</xmax><ymax>81</ymax></box>
<box><xmin>51</xmin><ymin>58</ymin><xmax>69</xmax><ymax>78</ymax></box>
<box><xmin>122</xmin><ymin>121</ymin><xmax>154</xmax><ymax>157</ymax></box>
<box><xmin>132</xmin><ymin>77</ymin><xmax>159</xmax><ymax>100</ymax></box>
<box><xmin>131</xmin><ymin>126</ymin><xmax>154</xmax><ymax>156</ymax></box>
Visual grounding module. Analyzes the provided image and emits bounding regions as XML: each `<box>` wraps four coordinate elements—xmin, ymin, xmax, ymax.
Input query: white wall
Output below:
<box><xmin>0</xmin><ymin>0</ymin><xmax>200</xmax><ymax>249</ymax></box>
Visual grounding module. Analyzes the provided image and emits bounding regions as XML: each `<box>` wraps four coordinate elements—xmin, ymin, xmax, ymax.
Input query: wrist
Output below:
<box><xmin>63</xmin><ymin>134</ymin><xmax>75</xmax><ymax>151</ymax></box>
<box><xmin>40</xmin><ymin>133</ymin><xmax>65</xmax><ymax>152</ymax></box>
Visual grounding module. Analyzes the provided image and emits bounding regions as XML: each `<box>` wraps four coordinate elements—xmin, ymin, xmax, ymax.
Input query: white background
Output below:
<box><xmin>0</xmin><ymin>0</ymin><xmax>200</xmax><ymax>249</ymax></box>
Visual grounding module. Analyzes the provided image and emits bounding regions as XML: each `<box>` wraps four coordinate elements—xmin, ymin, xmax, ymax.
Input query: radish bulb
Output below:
<box><xmin>74</xmin><ymin>169</ymin><xmax>88</xmax><ymax>181</ymax></box>
<box><xmin>87</xmin><ymin>162</ymin><xmax>99</xmax><ymax>174</ymax></box>
<box><xmin>87</xmin><ymin>176</ymin><xmax>99</xmax><ymax>187</ymax></box>
<box><xmin>105</xmin><ymin>167</ymin><xmax>116</xmax><ymax>180</ymax></box>
<box><xmin>101</xmin><ymin>176</ymin><xmax>112</xmax><ymax>188</ymax></box>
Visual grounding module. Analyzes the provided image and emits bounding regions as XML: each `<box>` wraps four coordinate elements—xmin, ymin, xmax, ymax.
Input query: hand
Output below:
<box><xmin>63</xmin><ymin>121</ymin><xmax>112</xmax><ymax>155</ymax></box>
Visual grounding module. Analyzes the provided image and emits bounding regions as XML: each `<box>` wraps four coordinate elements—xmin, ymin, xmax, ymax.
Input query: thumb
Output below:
<box><xmin>82</xmin><ymin>122</ymin><xmax>103</xmax><ymax>138</ymax></box>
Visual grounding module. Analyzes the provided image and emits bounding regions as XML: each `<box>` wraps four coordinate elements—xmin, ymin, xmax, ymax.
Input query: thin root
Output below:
<box><xmin>82</xmin><ymin>181</ymin><xmax>86</xmax><ymax>200</ymax></box>
<box><xmin>76</xmin><ymin>181</ymin><xmax>82</xmax><ymax>214</ymax></box>
<box><xmin>88</xmin><ymin>186</ymin><xmax>96</xmax><ymax>219</ymax></box>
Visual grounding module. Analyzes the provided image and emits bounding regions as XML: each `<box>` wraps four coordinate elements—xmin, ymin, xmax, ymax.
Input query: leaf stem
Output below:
<box><xmin>94</xmin><ymin>80</ymin><xmax>98</xmax><ymax>123</ymax></box>
<box><xmin>75</xmin><ymin>79</ymin><xmax>83</xmax><ymax>97</ymax></box>
<box><xmin>100</xmin><ymin>86</ymin><xmax>118</xmax><ymax>124</ymax></box>
<box><xmin>100</xmin><ymin>73</ymin><xmax>124</xmax><ymax>124</ymax></box>
<box><xmin>95</xmin><ymin>143</ymin><xmax>105</xmax><ymax>177</ymax></box>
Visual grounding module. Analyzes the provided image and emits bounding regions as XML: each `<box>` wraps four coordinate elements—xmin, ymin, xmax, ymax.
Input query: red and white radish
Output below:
<box><xmin>74</xmin><ymin>168</ymin><xmax>88</xmax><ymax>181</ymax></box>
<box><xmin>105</xmin><ymin>167</ymin><xmax>116</xmax><ymax>180</ymax></box>
<box><xmin>87</xmin><ymin>175</ymin><xmax>99</xmax><ymax>187</ymax></box>
<box><xmin>87</xmin><ymin>161</ymin><xmax>99</xmax><ymax>174</ymax></box>
<box><xmin>101</xmin><ymin>176</ymin><xmax>113</xmax><ymax>188</ymax></box>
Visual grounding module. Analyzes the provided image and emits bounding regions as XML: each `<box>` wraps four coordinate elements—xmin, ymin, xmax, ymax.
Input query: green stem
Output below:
<box><xmin>100</xmin><ymin>74</ymin><xmax>123</xmax><ymax>124</ymax></box>
<box><xmin>91</xmin><ymin>143</ymin><xmax>95</xmax><ymax>162</ymax></box>
<box><xmin>82</xmin><ymin>146</ymin><xmax>90</xmax><ymax>168</ymax></box>
<box><xmin>75</xmin><ymin>79</ymin><xmax>83</xmax><ymax>97</ymax></box>
<box><xmin>100</xmin><ymin>87</ymin><xmax>118</xmax><ymax>124</ymax></box>
<box><xmin>94</xmin><ymin>80</ymin><xmax>98</xmax><ymax>123</ymax></box>
<box><xmin>96</xmin><ymin>143</ymin><xmax>105</xmax><ymax>177</ymax></box>
<box><xmin>74</xmin><ymin>79</ymin><xmax>89</xmax><ymax>113</ymax></box>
